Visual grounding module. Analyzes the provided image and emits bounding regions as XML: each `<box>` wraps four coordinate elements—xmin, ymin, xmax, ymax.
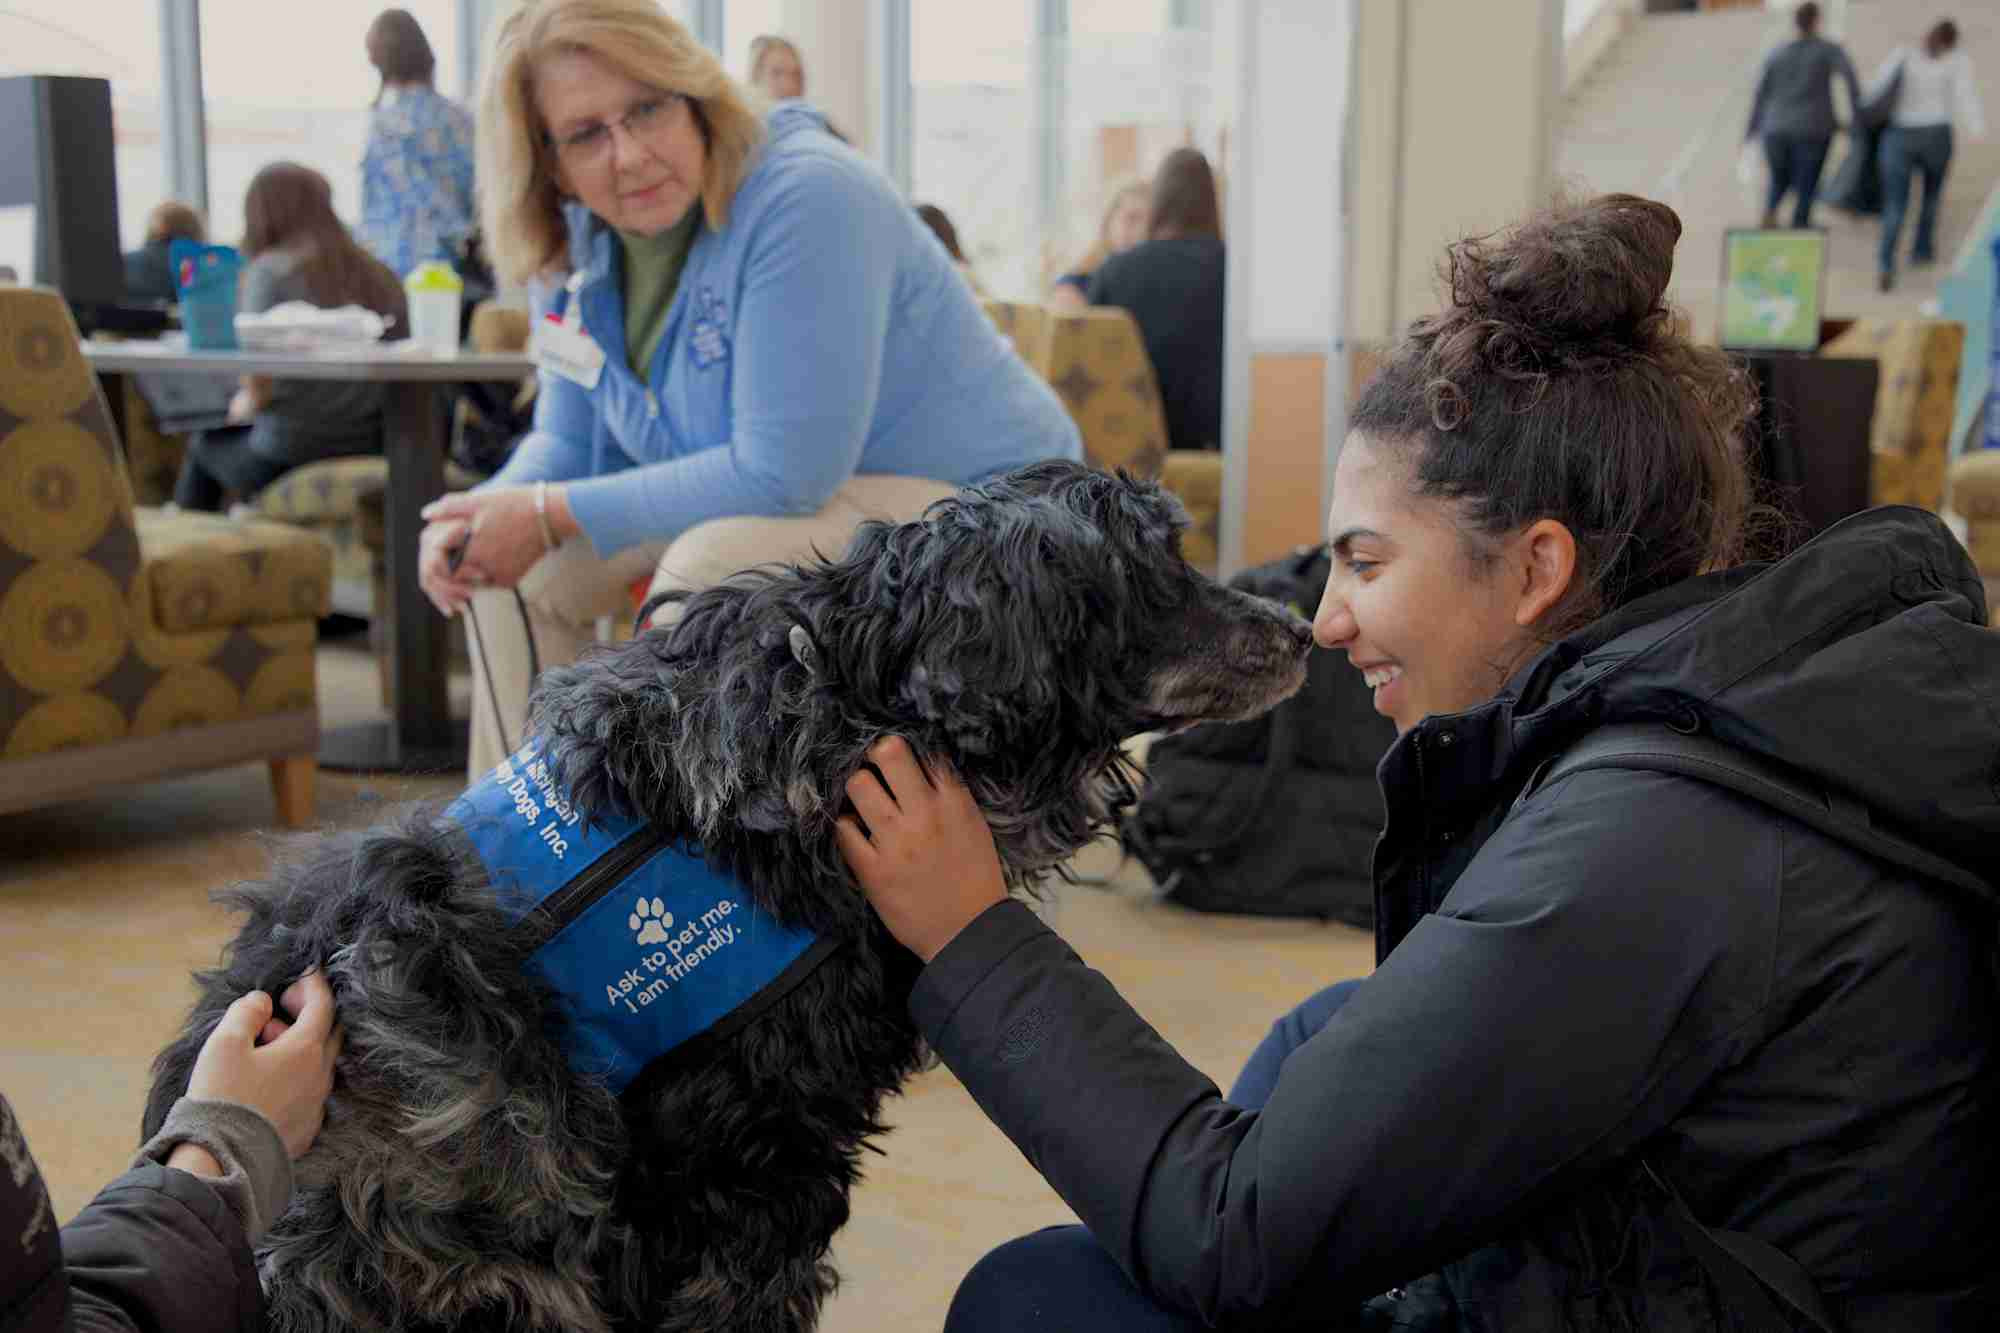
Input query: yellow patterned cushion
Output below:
<box><xmin>134</xmin><ymin>508</ymin><xmax>333</xmax><ymax>632</ymax></box>
<box><xmin>981</xmin><ymin>300</ymin><xmax>1051</xmax><ymax>370</ymax></box>
<box><xmin>254</xmin><ymin>455</ymin><xmax>390</xmax><ymax>523</ymax></box>
<box><xmin>119</xmin><ymin>379</ymin><xmax>190</xmax><ymax>506</ymax></box>
<box><xmin>0</xmin><ymin>286</ymin><xmax>320</xmax><ymax>760</ymax></box>
<box><xmin>470</xmin><ymin>302</ymin><xmax>533</xmax><ymax>354</ymax></box>
<box><xmin>1820</xmin><ymin>319</ymin><xmax>1964</xmax><ymax>511</ymax></box>
<box><xmin>1042</xmin><ymin>308</ymin><xmax>1168</xmax><ymax>479</ymax></box>
<box><xmin>1161</xmin><ymin>450</ymin><xmax>1221</xmax><ymax>571</ymax></box>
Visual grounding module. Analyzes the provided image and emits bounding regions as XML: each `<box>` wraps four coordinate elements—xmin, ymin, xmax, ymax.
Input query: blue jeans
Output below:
<box><xmin>941</xmin><ymin>979</ymin><xmax>1365</xmax><ymax>1333</ymax></box>
<box><xmin>1762</xmin><ymin>132</ymin><xmax>1831</xmax><ymax>228</ymax></box>
<box><xmin>1878</xmin><ymin>124</ymin><xmax>1954</xmax><ymax>275</ymax></box>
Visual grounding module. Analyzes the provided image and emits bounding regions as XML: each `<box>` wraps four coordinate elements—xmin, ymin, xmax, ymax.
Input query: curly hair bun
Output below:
<box><xmin>1447</xmin><ymin>193</ymin><xmax>1682</xmax><ymax>352</ymax></box>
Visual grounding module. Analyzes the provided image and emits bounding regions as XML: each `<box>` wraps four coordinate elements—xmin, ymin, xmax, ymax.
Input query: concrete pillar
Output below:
<box><xmin>1348</xmin><ymin>0</ymin><xmax>1562</xmax><ymax>345</ymax></box>
<box><xmin>778</xmin><ymin>0</ymin><xmax>875</xmax><ymax>159</ymax></box>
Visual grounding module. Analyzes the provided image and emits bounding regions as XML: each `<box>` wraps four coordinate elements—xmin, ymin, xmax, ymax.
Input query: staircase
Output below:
<box><xmin>1555</xmin><ymin>1</ymin><xmax>2000</xmax><ymax>337</ymax></box>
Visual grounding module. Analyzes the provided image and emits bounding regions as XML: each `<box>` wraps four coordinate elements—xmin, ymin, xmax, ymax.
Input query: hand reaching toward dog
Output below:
<box><xmin>838</xmin><ymin>736</ymin><xmax>1007</xmax><ymax>964</ymax></box>
<box><xmin>178</xmin><ymin>969</ymin><xmax>344</xmax><ymax>1165</ymax></box>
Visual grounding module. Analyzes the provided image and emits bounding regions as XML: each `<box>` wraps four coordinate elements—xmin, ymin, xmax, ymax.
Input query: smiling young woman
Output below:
<box><xmin>841</xmin><ymin>192</ymin><xmax>2000</xmax><ymax>1331</ymax></box>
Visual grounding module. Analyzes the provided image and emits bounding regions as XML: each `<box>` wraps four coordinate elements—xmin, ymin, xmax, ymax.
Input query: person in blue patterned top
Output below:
<box><xmin>358</xmin><ymin>8</ymin><xmax>476</xmax><ymax>280</ymax></box>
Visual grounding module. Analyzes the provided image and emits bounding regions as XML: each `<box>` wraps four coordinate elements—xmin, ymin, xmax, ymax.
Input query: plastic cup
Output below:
<box><xmin>404</xmin><ymin>260</ymin><xmax>464</xmax><ymax>355</ymax></box>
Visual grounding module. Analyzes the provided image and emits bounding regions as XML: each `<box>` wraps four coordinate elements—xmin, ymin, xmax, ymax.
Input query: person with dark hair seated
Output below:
<box><xmin>841</xmin><ymin>193</ymin><xmax>2000</xmax><ymax>1330</ymax></box>
<box><xmin>915</xmin><ymin>202</ymin><xmax>989</xmax><ymax>298</ymax></box>
<box><xmin>1084</xmin><ymin>148</ymin><xmax>1224</xmax><ymax>452</ymax></box>
<box><xmin>123</xmin><ymin>201</ymin><xmax>207</xmax><ymax>304</ymax></box>
<box><xmin>171</xmin><ymin>162</ymin><xmax>408</xmax><ymax>512</ymax></box>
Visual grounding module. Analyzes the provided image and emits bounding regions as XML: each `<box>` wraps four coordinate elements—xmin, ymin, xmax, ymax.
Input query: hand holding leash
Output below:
<box><xmin>417</xmin><ymin>516</ymin><xmax>480</xmax><ymax>616</ymax></box>
<box><xmin>837</xmin><ymin>735</ymin><xmax>1006</xmax><ymax>964</ymax></box>
<box><xmin>421</xmin><ymin>485</ymin><xmax>572</xmax><ymax>596</ymax></box>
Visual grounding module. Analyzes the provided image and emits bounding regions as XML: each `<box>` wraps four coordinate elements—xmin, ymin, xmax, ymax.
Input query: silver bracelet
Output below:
<box><xmin>534</xmin><ymin>480</ymin><xmax>559</xmax><ymax>552</ymax></box>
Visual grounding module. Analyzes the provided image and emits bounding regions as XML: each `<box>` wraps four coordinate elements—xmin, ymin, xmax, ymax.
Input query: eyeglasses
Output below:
<box><xmin>546</xmin><ymin>93</ymin><xmax>688</xmax><ymax>169</ymax></box>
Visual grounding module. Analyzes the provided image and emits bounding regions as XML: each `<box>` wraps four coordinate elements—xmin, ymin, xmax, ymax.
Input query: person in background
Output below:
<box><xmin>171</xmin><ymin>163</ymin><xmax>407</xmax><ymax>512</ymax></box>
<box><xmin>840</xmin><ymin>192</ymin><xmax>2000</xmax><ymax>1331</ymax></box>
<box><xmin>419</xmin><ymin>0</ymin><xmax>1080</xmax><ymax>782</ymax></box>
<box><xmin>1084</xmin><ymin>149</ymin><xmax>1224</xmax><ymax>452</ymax></box>
<box><xmin>123</xmin><ymin>201</ymin><xmax>206</xmax><ymax>304</ymax></box>
<box><xmin>1048</xmin><ymin>177</ymin><xmax>1149</xmax><ymax>313</ymax></box>
<box><xmin>746</xmin><ymin>33</ymin><xmax>806</xmax><ymax>101</ymax></box>
<box><xmin>1872</xmin><ymin>18</ymin><xmax>1986</xmax><ymax>291</ymax></box>
<box><xmin>916</xmin><ymin>203</ymin><xmax>990</xmax><ymax>299</ymax></box>
<box><xmin>1743</xmin><ymin>1</ymin><xmax>1860</xmax><ymax>230</ymax></box>
<box><xmin>1</xmin><ymin>971</ymin><xmax>341</xmax><ymax>1332</ymax></box>
<box><xmin>358</xmin><ymin>7</ymin><xmax>477</xmax><ymax>280</ymax></box>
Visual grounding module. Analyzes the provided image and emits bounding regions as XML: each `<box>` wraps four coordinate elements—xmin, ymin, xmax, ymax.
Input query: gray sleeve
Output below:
<box><xmin>1837</xmin><ymin>47</ymin><xmax>1862</xmax><ymax>118</ymax></box>
<box><xmin>1746</xmin><ymin>52</ymin><xmax>1774</xmax><ymax>139</ymax></box>
<box><xmin>237</xmin><ymin>254</ymin><xmax>295</xmax><ymax>317</ymax></box>
<box><xmin>133</xmin><ymin>1098</ymin><xmax>294</xmax><ymax>1245</ymax></box>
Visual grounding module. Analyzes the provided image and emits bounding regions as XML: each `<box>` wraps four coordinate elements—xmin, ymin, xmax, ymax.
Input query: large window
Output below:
<box><xmin>0</xmin><ymin>1</ymin><xmax>165</xmax><ymax>250</ymax></box>
<box><xmin>911</xmin><ymin>2</ymin><xmax>1036</xmax><ymax>298</ymax></box>
<box><xmin>723</xmin><ymin>0</ymin><xmax>788</xmax><ymax>77</ymax></box>
<box><xmin>910</xmin><ymin>0</ymin><xmax>1220</xmax><ymax>302</ymax></box>
<box><xmin>199</xmin><ymin>0</ymin><xmax>460</xmax><ymax>246</ymax></box>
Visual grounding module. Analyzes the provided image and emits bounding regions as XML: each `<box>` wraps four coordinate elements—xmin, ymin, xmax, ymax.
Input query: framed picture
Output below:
<box><xmin>1719</xmin><ymin>228</ymin><xmax>1828</xmax><ymax>353</ymax></box>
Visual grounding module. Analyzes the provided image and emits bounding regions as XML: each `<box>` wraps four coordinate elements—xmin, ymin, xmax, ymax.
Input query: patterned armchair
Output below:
<box><xmin>0</xmin><ymin>287</ymin><xmax>330</xmax><ymax>825</ymax></box>
<box><xmin>1038</xmin><ymin>307</ymin><xmax>1219</xmax><ymax>570</ymax></box>
<box><xmin>1819</xmin><ymin>318</ymin><xmax>1965</xmax><ymax>512</ymax></box>
<box><xmin>981</xmin><ymin>299</ymin><xmax>1052</xmax><ymax>370</ymax></box>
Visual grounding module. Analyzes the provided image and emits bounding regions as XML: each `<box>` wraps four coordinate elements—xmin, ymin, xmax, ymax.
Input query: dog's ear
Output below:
<box><xmin>788</xmin><ymin>623</ymin><xmax>818</xmax><ymax>674</ymax></box>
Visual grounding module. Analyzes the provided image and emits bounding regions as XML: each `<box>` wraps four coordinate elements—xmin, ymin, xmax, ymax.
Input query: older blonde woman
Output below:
<box><xmin>419</xmin><ymin>0</ymin><xmax>1079</xmax><ymax>779</ymax></box>
<box><xmin>1048</xmin><ymin>177</ymin><xmax>1149</xmax><ymax>313</ymax></box>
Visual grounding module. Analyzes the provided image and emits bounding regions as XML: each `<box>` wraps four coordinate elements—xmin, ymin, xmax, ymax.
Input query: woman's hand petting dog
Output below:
<box><xmin>182</xmin><ymin>969</ymin><xmax>344</xmax><ymax>1162</ymax></box>
<box><xmin>838</xmin><ymin>736</ymin><xmax>1007</xmax><ymax>964</ymax></box>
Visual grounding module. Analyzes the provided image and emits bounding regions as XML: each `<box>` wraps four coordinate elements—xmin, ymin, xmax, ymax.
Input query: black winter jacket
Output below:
<box><xmin>2</xmin><ymin>1093</ymin><xmax>271</xmax><ymax>1332</ymax></box>
<box><xmin>914</xmin><ymin>507</ymin><xmax>2000</xmax><ymax>1329</ymax></box>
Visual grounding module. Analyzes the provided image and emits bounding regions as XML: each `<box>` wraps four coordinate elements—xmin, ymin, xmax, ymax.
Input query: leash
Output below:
<box><xmin>459</xmin><ymin>589</ymin><xmax>538</xmax><ymax>760</ymax></box>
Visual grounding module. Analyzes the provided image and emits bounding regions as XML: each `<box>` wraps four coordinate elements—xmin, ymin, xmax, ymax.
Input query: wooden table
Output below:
<box><xmin>85</xmin><ymin>339</ymin><xmax>535</xmax><ymax>774</ymax></box>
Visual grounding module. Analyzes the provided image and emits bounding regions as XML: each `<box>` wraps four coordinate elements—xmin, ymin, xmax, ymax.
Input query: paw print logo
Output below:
<box><xmin>630</xmin><ymin>897</ymin><xmax>673</xmax><ymax>946</ymax></box>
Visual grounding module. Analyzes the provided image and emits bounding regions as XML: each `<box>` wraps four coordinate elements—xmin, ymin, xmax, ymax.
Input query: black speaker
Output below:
<box><xmin>0</xmin><ymin>75</ymin><xmax>124</xmax><ymax>308</ymax></box>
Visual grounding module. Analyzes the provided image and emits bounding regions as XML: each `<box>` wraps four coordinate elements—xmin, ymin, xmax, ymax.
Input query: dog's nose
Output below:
<box><xmin>1284</xmin><ymin>617</ymin><xmax>1314</xmax><ymax>651</ymax></box>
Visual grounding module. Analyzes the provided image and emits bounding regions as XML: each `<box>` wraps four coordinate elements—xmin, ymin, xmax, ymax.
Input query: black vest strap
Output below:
<box><xmin>1522</xmin><ymin>723</ymin><xmax>1950</xmax><ymax>1332</ymax></box>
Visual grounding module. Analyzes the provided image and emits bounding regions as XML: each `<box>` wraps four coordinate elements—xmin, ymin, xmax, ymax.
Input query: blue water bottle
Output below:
<box><xmin>169</xmin><ymin>239</ymin><xmax>243</xmax><ymax>351</ymax></box>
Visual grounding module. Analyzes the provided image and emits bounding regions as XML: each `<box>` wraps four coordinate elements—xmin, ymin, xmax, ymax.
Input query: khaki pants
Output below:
<box><xmin>463</xmin><ymin>474</ymin><xmax>961</xmax><ymax>780</ymax></box>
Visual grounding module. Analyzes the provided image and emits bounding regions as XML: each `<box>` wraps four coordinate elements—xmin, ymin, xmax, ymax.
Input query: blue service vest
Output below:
<box><xmin>442</xmin><ymin>740</ymin><xmax>829</xmax><ymax>1094</ymax></box>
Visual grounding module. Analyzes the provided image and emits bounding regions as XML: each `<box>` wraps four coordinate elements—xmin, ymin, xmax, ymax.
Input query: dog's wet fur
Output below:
<box><xmin>144</xmin><ymin>462</ymin><xmax>1313</xmax><ymax>1332</ymax></box>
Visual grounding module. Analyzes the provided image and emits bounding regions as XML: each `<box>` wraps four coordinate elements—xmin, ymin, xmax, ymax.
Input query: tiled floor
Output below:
<box><xmin>0</xmin><ymin>635</ymin><xmax>1374</xmax><ymax>1330</ymax></box>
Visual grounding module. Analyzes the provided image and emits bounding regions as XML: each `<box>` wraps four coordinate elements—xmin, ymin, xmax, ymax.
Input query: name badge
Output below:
<box><xmin>533</xmin><ymin>317</ymin><xmax>605</xmax><ymax>390</ymax></box>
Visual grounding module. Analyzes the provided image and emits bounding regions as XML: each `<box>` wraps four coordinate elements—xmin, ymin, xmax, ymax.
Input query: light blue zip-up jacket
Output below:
<box><xmin>484</xmin><ymin>102</ymin><xmax>1081</xmax><ymax>557</ymax></box>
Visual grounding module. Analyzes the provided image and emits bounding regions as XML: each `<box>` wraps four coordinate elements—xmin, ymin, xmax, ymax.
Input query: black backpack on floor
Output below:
<box><xmin>1120</xmin><ymin>545</ymin><xmax>1395</xmax><ymax>924</ymax></box>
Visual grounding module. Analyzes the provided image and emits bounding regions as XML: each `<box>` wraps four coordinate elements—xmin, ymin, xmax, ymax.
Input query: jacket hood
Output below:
<box><xmin>1495</xmin><ymin>506</ymin><xmax>2000</xmax><ymax>889</ymax></box>
<box><xmin>762</xmin><ymin>99</ymin><xmax>831</xmax><ymax>144</ymax></box>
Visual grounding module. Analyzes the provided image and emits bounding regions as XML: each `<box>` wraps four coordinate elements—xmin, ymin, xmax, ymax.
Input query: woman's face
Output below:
<box><xmin>536</xmin><ymin>47</ymin><xmax>707</xmax><ymax>238</ymax></box>
<box><xmin>756</xmin><ymin>46</ymin><xmax>805</xmax><ymax>99</ymax></box>
<box><xmin>1312</xmin><ymin>433</ymin><xmax>1556</xmax><ymax>734</ymax></box>
<box><xmin>1106</xmin><ymin>190</ymin><xmax>1150</xmax><ymax>252</ymax></box>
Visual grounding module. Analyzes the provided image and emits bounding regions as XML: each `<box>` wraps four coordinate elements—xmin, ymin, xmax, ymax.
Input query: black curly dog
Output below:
<box><xmin>143</xmin><ymin>461</ymin><xmax>1314</xmax><ymax>1332</ymax></box>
